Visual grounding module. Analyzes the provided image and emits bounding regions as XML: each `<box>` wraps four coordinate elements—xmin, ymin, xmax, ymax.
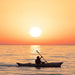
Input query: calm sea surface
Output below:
<box><xmin>0</xmin><ymin>45</ymin><xmax>75</xmax><ymax>75</ymax></box>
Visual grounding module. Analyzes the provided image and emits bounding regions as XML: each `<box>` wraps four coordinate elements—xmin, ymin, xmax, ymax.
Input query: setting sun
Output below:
<box><xmin>0</xmin><ymin>0</ymin><xmax>75</xmax><ymax>45</ymax></box>
<box><xmin>30</xmin><ymin>27</ymin><xmax>42</xmax><ymax>37</ymax></box>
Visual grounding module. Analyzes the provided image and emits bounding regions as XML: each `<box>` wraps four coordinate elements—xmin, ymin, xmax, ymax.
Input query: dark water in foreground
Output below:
<box><xmin>0</xmin><ymin>45</ymin><xmax>75</xmax><ymax>75</ymax></box>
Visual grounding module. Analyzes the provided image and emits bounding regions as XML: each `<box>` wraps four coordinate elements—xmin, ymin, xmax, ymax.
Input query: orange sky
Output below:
<box><xmin>0</xmin><ymin>0</ymin><xmax>75</xmax><ymax>45</ymax></box>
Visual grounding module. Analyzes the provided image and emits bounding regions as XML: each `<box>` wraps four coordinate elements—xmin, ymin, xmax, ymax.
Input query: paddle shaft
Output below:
<box><xmin>36</xmin><ymin>50</ymin><xmax>47</xmax><ymax>63</ymax></box>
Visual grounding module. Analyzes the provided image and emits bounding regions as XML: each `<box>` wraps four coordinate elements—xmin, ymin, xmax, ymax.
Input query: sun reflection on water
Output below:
<box><xmin>30</xmin><ymin>45</ymin><xmax>41</xmax><ymax>62</ymax></box>
<box><xmin>30</xmin><ymin>45</ymin><xmax>41</xmax><ymax>54</ymax></box>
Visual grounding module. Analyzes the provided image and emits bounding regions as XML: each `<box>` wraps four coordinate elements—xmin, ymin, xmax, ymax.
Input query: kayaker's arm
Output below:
<box><xmin>41</xmin><ymin>56</ymin><xmax>43</xmax><ymax>58</ymax></box>
<box><xmin>39</xmin><ymin>56</ymin><xmax>43</xmax><ymax>59</ymax></box>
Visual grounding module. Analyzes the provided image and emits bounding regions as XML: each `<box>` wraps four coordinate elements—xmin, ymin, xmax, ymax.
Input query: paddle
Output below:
<box><xmin>36</xmin><ymin>50</ymin><xmax>47</xmax><ymax>63</ymax></box>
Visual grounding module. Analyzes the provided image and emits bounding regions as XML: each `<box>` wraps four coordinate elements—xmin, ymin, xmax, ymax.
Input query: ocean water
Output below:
<box><xmin>0</xmin><ymin>45</ymin><xmax>75</xmax><ymax>75</ymax></box>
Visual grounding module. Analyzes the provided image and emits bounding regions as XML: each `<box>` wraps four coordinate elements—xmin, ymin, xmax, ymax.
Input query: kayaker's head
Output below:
<box><xmin>37</xmin><ymin>56</ymin><xmax>40</xmax><ymax>59</ymax></box>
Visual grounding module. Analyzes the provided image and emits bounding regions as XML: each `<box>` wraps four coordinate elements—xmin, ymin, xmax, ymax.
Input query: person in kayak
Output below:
<box><xmin>35</xmin><ymin>56</ymin><xmax>43</xmax><ymax>64</ymax></box>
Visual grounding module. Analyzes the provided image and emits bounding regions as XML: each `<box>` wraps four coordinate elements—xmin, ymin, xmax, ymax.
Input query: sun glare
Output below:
<box><xmin>30</xmin><ymin>27</ymin><xmax>42</xmax><ymax>37</ymax></box>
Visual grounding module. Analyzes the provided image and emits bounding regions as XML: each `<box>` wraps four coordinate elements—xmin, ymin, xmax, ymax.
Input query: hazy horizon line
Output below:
<box><xmin>0</xmin><ymin>44</ymin><xmax>75</xmax><ymax>45</ymax></box>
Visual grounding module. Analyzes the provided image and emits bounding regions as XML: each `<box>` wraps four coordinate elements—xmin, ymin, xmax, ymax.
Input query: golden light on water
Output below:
<box><xmin>30</xmin><ymin>45</ymin><xmax>40</xmax><ymax>53</ymax></box>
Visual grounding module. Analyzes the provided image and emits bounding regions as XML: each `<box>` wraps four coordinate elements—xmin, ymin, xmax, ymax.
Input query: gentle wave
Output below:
<box><xmin>0</xmin><ymin>64</ymin><xmax>17</xmax><ymax>67</ymax></box>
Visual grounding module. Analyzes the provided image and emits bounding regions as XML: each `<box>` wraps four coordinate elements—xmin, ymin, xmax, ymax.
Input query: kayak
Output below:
<box><xmin>17</xmin><ymin>62</ymin><xmax>63</xmax><ymax>67</ymax></box>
